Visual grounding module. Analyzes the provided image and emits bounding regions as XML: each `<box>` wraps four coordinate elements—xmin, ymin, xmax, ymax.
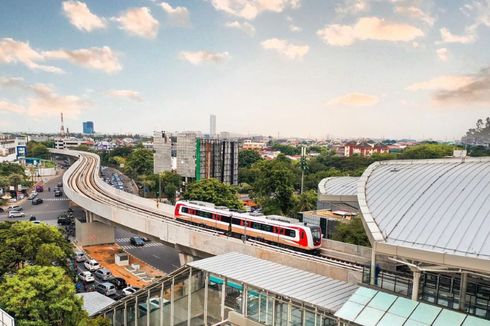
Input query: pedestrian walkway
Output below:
<box><xmin>42</xmin><ymin>198</ymin><xmax>70</xmax><ymax>202</ymax></box>
<box><xmin>118</xmin><ymin>242</ymin><xmax>164</xmax><ymax>250</ymax></box>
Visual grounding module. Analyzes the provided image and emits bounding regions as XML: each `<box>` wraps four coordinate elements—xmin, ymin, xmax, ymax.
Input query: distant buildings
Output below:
<box><xmin>210</xmin><ymin>114</ymin><xmax>216</xmax><ymax>137</ymax></box>
<box><xmin>154</xmin><ymin>131</ymin><xmax>239</xmax><ymax>185</ymax></box>
<box><xmin>54</xmin><ymin>137</ymin><xmax>92</xmax><ymax>150</ymax></box>
<box><xmin>83</xmin><ymin>121</ymin><xmax>95</xmax><ymax>135</ymax></box>
<box><xmin>0</xmin><ymin>134</ymin><xmax>27</xmax><ymax>162</ymax></box>
<box><xmin>242</xmin><ymin>139</ymin><xmax>266</xmax><ymax>151</ymax></box>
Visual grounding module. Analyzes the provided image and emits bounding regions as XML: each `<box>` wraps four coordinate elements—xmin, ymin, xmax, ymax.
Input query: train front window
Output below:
<box><xmin>310</xmin><ymin>227</ymin><xmax>321</xmax><ymax>242</ymax></box>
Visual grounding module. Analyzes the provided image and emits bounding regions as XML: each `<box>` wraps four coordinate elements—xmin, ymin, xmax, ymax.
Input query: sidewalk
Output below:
<box><xmin>83</xmin><ymin>243</ymin><xmax>165</xmax><ymax>288</ymax></box>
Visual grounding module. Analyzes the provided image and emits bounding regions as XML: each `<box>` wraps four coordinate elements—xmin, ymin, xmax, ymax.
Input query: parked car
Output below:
<box><xmin>32</xmin><ymin>197</ymin><xmax>43</xmax><ymax>205</ymax></box>
<box><xmin>57</xmin><ymin>215</ymin><xmax>72</xmax><ymax>226</ymax></box>
<box><xmin>84</xmin><ymin>259</ymin><xmax>100</xmax><ymax>271</ymax></box>
<box><xmin>8</xmin><ymin>210</ymin><xmax>25</xmax><ymax>218</ymax></box>
<box><xmin>78</xmin><ymin>271</ymin><xmax>95</xmax><ymax>283</ymax></box>
<box><xmin>8</xmin><ymin>205</ymin><xmax>22</xmax><ymax>212</ymax></box>
<box><xmin>130</xmin><ymin>237</ymin><xmax>145</xmax><ymax>247</ymax></box>
<box><xmin>122</xmin><ymin>286</ymin><xmax>141</xmax><ymax>296</ymax></box>
<box><xmin>35</xmin><ymin>185</ymin><xmax>43</xmax><ymax>192</ymax></box>
<box><xmin>96</xmin><ymin>282</ymin><xmax>117</xmax><ymax>296</ymax></box>
<box><xmin>74</xmin><ymin>251</ymin><xmax>86</xmax><ymax>262</ymax></box>
<box><xmin>28</xmin><ymin>192</ymin><xmax>38</xmax><ymax>200</ymax></box>
<box><xmin>57</xmin><ymin>182</ymin><xmax>63</xmax><ymax>188</ymax></box>
<box><xmin>107</xmin><ymin>277</ymin><xmax>127</xmax><ymax>290</ymax></box>
<box><xmin>94</xmin><ymin>268</ymin><xmax>112</xmax><ymax>281</ymax></box>
<box><xmin>54</xmin><ymin>190</ymin><xmax>63</xmax><ymax>197</ymax></box>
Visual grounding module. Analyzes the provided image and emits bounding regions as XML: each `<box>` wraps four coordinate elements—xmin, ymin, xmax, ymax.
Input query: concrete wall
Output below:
<box><xmin>75</xmin><ymin>218</ymin><xmax>115</xmax><ymax>246</ymax></box>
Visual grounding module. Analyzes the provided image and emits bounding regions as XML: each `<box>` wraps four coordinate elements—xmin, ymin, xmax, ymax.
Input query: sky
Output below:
<box><xmin>0</xmin><ymin>0</ymin><xmax>489</xmax><ymax>140</ymax></box>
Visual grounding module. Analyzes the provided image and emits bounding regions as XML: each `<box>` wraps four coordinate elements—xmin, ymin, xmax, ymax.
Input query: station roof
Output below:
<box><xmin>335</xmin><ymin>287</ymin><xmax>490</xmax><ymax>326</ymax></box>
<box><xmin>318</xmin><ymin>177</ymin><xmax>359</xmax><ymax>196</ymax></box>
<box><xmin>358</xmin><ymin>157</ymin><xmax>490</xmax><ymax>272</ymax></box>
<box><xmin>189</xmin><ymin>252</ymin><xmax>358</xmax><ymax>313</ymax></box>
<box><xmin>77</xmin><ymin>292</ymin><xmax>115</xmax><ymax>317</ymax></box>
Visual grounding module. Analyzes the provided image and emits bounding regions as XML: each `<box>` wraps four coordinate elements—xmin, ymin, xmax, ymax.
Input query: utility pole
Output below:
<box><xmin>300</xmin><ymin>146</ymin><xmax>307</xmax><ymax>194</ymax></box>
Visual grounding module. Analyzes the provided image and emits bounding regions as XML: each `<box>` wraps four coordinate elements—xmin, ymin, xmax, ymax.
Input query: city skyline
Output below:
<box><xmin>0</xmin><ymin>0</ymin><xmax>489</xmax><ymax>140</ymax></box>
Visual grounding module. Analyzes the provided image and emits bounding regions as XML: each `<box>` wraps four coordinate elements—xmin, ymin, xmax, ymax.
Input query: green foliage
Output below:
<box><xmin>294</xmin><ymin>190</ymin><xmax>318</xmax><ymax>214</ymax></box>
<box><xmin>463</xmin><ymin>117</ymin><xmax>490</xmax><ymax>145</ymax></box>
<box><xmin>238</xmin><ymin>167</ymin><xmax>257</xmax><ymax>185</ymax></box>
<box><xmin>0</xmin><ymin>222</ymin><xmax>72</xmax><ymax>274</ymax></box>
<box><xmin>124</xmin><ymin>148</ymin><xmax>154</xmax><ymax>178</ymax></box>
<box><xmin>29</xmin><ymin>143</ymin><xmax>50</xmax><ymax>159</ymax></box>
<box><xmin>0</xmin><ymin>265</ymin><xmax>87</xmax><ymax>326</ymax></box>
<box><xmin>332</xmin><ymin>217</ymin><xmax>370</xmax><ymax>247</ymax></box>
<box><xmin>183</xmin><ymin>178</ymin><xmax>242</xmax><ymax>209</ymax></box>
<box><xmin>99</xmin><ymin>146</ymin><xmax>133</xmax><ymax>166</ymax></box>
<box><xmin>271</xmin><ymin>143</ymin><xmax>301</xmax><ymax>155</ymax></box>
<box><xmin>468</xmin><ymin>145</ymin><xmax>490</xmax><ymax>157</ymax></box>
<box><xmin>399</xmin><ymin>144</ymin><xmax>454</xmax><ymax>159</ymax></box>
<box><xmin>238</xmin><ymin>149</ymin><xmax>262</xmax><ymax>168</ymax></box>
<box><xmin>0</xmin><ymin>162</ymin><xmax>26</xmax><ymax>177</ymax></box>
<box><xmin>73</xmin><ymin>145</ymin><xmax>92</xmax><ymax>152</ymax></box>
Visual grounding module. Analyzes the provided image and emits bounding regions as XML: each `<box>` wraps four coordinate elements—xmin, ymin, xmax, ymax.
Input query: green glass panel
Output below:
<box><xmin>462</xmin><ymin>315</ymin><xmax>490</xmax><ymax>326</ymax></box>
<box><xmin>354</xmin><ymin>306</ymin><xmax>385</xmax><ymax>326</ymax></box>
<box><xmin>388</xmin><ymin>297</ymin><xmax>418</xmax><ymax>318</ymax></box>
<box><xmin>433</xmin><ymin>309</ymin><xmax>466</xmax><ymax>326</ymax></box>
<box><xmin>408</xmin><ymin>303</ymin><xmax>442</xmax><ymax>324</ymax></box>
<box><xmin>377</xmin><ymin>313</ymin><xmax>406</xmax><ymax>326</ymax></box>
<box><xmin>334</xmin><ymin>301</ymin><xmax>364</xmax><ymax>321</ymax></box>
<box><xmin>368</xmin><ymin>292</ymin><xmax>397</xmax><ymax>311</ymax></box>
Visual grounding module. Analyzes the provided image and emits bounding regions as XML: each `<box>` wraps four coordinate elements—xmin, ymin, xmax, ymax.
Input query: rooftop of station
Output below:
<box><xmin>358</xmin><ymin>157</ymin><xmax>490</xmax><ymax>271</ymax></box>
<box><xmin>318</xmin><ymin>176</ymin><xmax>359</xmax><ymax>196</ymax></box>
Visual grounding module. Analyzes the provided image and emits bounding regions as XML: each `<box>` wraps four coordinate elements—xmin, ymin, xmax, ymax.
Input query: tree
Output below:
<box><xmin>30</xmin><ymin>143</ymin><xmax>50</xmax><ymax>159</ymax></box>
<box><xmin>332</xmin><ymin>217</ymin><xmax>370</xmax><ymax>247</ymax></box>
<box><xmin>0</xmin><ymin>222</ymin><xmax>72</xmax><ymax>274</ymax></box>
<box><xmin>125</xmin><ymin>148</ymin><xmax>154</xmax><ymax>178</ymax></box>
<box><xmin>294</xmin><ymin>190</ymin><xmax>318</xmax><ymax>214</ymax></box>
<box><xmin>0</xmin><ymin>266</ymin><xmax>87</xmax><ymax>326</ymax></box>
<box><xmin>238</xmin><ymin>150</ymin><xmax>262</xmax><ymax>169</ymax></box>
<box><xmin>399</xmin><ymin>144</ymin><xmax>454</xmax><ymax>159</ymax></box>
<box><xmin>183</xmin><ymin>178</ymin><xmax>242</xmax><ymax>209</ymax></box>
<box><xmin>462</xmin><ymin>117</ymin><xmax>490</xmax><ymax>145</ymax></box>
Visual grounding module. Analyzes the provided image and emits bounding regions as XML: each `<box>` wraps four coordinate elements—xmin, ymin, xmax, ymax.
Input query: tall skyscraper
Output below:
<box><xmin>83</xmin><ymin>121</ymin><xmax>94</xmax><ymax>135</ymax></box>
<box><xmin>60</xmin><ymin>112</ymin><xmax>65</xmax><ymax>137</ymax></box>
<box><xmin>210</xmin><ymin>114</ymin><xmax>216</xmax><ymax>137</ymax></box>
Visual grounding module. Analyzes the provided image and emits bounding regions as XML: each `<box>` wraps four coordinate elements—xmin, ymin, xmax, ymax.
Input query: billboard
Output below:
<box><xmin>16</xmin><ymin>145</ymin><xmax>27</xmax><ymax>158</ymax></box>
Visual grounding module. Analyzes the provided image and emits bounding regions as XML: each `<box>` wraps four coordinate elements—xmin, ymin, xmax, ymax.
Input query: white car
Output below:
<box><xmin>78</xmin><ymin>271</ymin><xmax>95</xmax><ymax>282</ymax></box>
<box><xmin>83</xmin><ymin>259</ymin><xmax>100</xmax><ymax>271</ymax></box>
<box><xmin>122</xmin><ymin>286</ymin><xmax>141</xmax><ymax>296</ymax></box>
<box><xmin>8</xmin><ymin>211</ymin><xmax>25</xmax><ymax>218</ymax></box>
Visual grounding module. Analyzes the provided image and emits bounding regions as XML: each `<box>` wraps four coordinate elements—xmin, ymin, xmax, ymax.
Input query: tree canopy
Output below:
<box><xmin>332</xmin><ymin>217</ymin><xmax>370</xmax><ymax>247</ymax></box>
<box><xmin>183</xmin><ymin>178</ymin><xmax>242</xmax><ymax>209</ymax></box>
<box><xmin>463</xmin><ymin>117</ymin><xmax>490</xmax><ymax>145</ymax></box>
<box><xmin>399</xmin><ymin>144</ymin><xmax>454</xmax><ymax>159</ymax></box>
<box><xmin>238</xmin><ymin>149</ymin><xmax>262</xmax><ymax>169</ymax></box>
<box><xmin>124</xmin><ymin>148</ymin><xmax>153</xmax><ymax>178</ymax></box>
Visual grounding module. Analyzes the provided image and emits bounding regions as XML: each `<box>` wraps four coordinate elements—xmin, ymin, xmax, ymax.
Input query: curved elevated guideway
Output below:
<box><xmin>52</xmin><ymin>149</ymin><xmax>363</xmax><ymax>282</ymax></box>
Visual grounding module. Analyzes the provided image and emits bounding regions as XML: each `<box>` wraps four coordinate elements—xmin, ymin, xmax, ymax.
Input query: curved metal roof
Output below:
<box><xmin>318</xmin><ymin>177</ymin><xmax>359</xmax><ymax>196</ymax></box>
<box><xmin>358</xmin><ymin>157</ymin><xmax>490</xmax><ymax>271</ymax></box>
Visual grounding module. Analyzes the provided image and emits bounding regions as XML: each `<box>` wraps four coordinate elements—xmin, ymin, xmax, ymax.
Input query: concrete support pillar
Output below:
<box><xmin>412</xmin><ymin>271</ymin><xmax>421</xmax><ymax>301</ymax></box>
<box><xmin>370</xmin><ymin>244</ymin><xmax>376</xmax><ymax>286</ymax></box>
<box><xmin>460</xmin><ymin>272</ymin><xmax>468</xmax><ymax>312</ymax></box>
<box><xmin>75</xmin><ymin>217</ymin><xmax>115</xmax><ymax>246</ymax></box>
<box><xmin>178</xmin><ymin>253</ymin><xmax>194</xmax><ymax>266</ymax></box>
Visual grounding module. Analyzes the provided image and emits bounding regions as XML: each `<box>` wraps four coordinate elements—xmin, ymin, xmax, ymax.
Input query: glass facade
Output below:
<box><xmin>97</xmin><ymin>266</ymin><xmax>337</xmax><ymax>326</ymax></box>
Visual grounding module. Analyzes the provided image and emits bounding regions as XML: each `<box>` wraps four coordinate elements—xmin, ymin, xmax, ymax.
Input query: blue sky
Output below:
<box><xmin>0</xmin><ymin>0</ymin><xmax>489</xmax><ymax>140</ymax></box>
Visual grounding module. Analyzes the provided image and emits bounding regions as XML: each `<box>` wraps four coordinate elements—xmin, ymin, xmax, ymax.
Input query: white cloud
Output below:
<box><xmin>116</xmin><ymin>7</ymin><xmax>159</xmax><ymax>39</ymax></box>
<box><xmin>326</xmin><ymin>92</ymin><xmax>379</xmax><ymax>107</ymax></box>
<box><xmin>436</xmin><ymin>48</ymin><xmax>448</xmax><ymax>61</ymax></box>
<box><xmin>0</xmin><ymin>38</ymin><xmax>64</xmax><ymax>73</ymax></box>
<box><xmin>335</xmin><ymin>0</ymin><xmax>369</xmax><ymax>16</ymax></box>
<box><xmin>0</xmin><ymin>77</ymin><xmax>89</xmax><ymax>117</ymax></box>
<box><xmin>406</xmin><ymin>75</ymin><xmax>474</xmax><ymax>91</ymax></box>
<box><xmin>261</xmin><ymin>38</ymin><xmax>309</xmax><ymax>60</ymax></box>
<box><xmin>225</xmin><ymin>21</ymin><xmax>255</xmax><ymax>36</ymax></box>
<box><xmin>62</xmin><ymin>1</ymin><xmax>106</xmax><ymax>32</ymax></box>
<box><xmin>439</xmin><ymin>27</ymin><xmax>476</xmax><ymax>44</ymax></box>
<box><xmin>289</xmin><ymin>24</ymin><xmax>301</xmax><ymax>32</ymax></box>
<box><xmin>211</xmin><ymin>0</ymin><xmax>300</xmax><ymax>20</ymax></box>
<box><xmin>179</xmin><ymin>51</ymin><xmax>230</xmax><ymax>65</ymax></box>
<box><xmin>159</xmin><ymin>2</ymin><xmax>189</xmax><ymax>26</ymax></box>
<box><xmin>394</xmin><ymin>5</ymin><xmax>435</xmax><ymax>26</ymax></box>
<box><xmin>106</xmin><ymin>89</ymin><xmax>143</xmax><ymax>101</ymax></box>
<box><xmin>317</xmin><ymin>17</ymin><xmax>424</xmax><ymax>46</ymax></box>
<box><xmin>43</xmin><ymin>46</ymin><xmax>122</xmax><ymax>73</ymax></box>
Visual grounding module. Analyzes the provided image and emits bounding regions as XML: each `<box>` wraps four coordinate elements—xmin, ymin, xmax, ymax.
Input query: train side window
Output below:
<box><xmin>285</xmin><ymin>229</ymin><xmax>296</xmax><ymax>237</ymax></box>
<box><xmin>221</xmin><ymin>215</ymin><xmax>231</xmax><ymax>223</ymax></box>
<box><xmin>232</xmin><ymin>218</ymin><xmax>241</xmax><ymax>225</ymax></box>
<box><xmin>182</xmin><ymin>207</ymin><xmax>188</xmax><ymax>213</ymax></box>
<box><xmin>261</xmin><ymin>224</ymin><xmax>272</xmax><ymax>233</ymax></box>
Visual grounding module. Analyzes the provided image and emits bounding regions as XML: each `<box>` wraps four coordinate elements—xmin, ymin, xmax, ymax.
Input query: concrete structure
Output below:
<box><xmin>54</xmin><ymin>137</ymin><xmax>90</xmax><ymax>150</ymax></box>
<box><xmin>197</xmin><ymin>138</ymin><xmax>238</xmax><ymax>185</ymax></box>
<box><xmin>301</xmin><ymin>209</ymin><xmax>356</xmax><ymax>239</ymax></box>
<box><xmin>317</xmin><ymin>177</ymin><xmax>360</xmax><ymax>211</ymax></box>
<box><xmin>95</xmin><ymin>252</ymin><xmax>358</xmax><ymax>325</ymax></box>
<box><xmin>176</xmin><ymin>132</ymin><xmax>197</xmax><ymax>178</ymax></box>
<box><xmin>83</xmin><ymin>121</ymin><xmax>94</xmax><ymax>135</ymax></box>
<box><xmin>343</xmin><ymin>141</ymin><xmax>389</xmax><ymax>157</ymax></box>
<box><xmin>242</xmin><ymin>140</ymin><xmax>266</xmax><ymax>151</ymax></box>
<box><xmin>75</xmin><ymin>218</ymin><xmax>115</xmax><ymax>246</ymax></box>
<box><xmin>210</xmin><ymin>114</ymin><xmax>216</xmax><ymax>137</ymax></box>
<box><xmin>0</xmin><ymin>134</ymin><xmax>27</xmax><ymax>162</ymax></box>
<box><xmin>153</xmin><ymin>131</ymin><xmax>172</xmax><ymax>174</ymax></box>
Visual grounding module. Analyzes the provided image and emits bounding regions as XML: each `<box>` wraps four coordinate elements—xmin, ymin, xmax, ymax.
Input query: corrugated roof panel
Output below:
<box><xmin>189</xmin><ymin>252</ymin><xmax>358</xmax><ymax>312</ymax></box>
<box><xmin>360</xmin><ymin>158</ymin><xmax>490</xmax><ymax>261</ymax></box>
<box><xmin>319</xmin><ymin>177</ymin><xmax>359</xmax><ymax>196</ymax></box>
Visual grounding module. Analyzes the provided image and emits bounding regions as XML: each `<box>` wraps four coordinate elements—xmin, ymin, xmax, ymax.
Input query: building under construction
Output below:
<box><xmin>154</xmin><ymin>132</ymin><xmax>238</xmax><ymax>185</ymax></box>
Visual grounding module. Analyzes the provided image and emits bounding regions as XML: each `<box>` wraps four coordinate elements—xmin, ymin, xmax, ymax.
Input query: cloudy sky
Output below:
<box><xmin>0</xmin><ymin>0</ymin><xmax>489</xmax><ymax>140</ymax></box>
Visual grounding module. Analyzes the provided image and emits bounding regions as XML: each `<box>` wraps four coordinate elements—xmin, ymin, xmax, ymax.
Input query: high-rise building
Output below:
<box><xmin>176</xmin><ymin>132</ymin><xmax>198</xmax><ymax>178</ymax></box>
<box><xmin>83</xmin><ymin>121</ymin><xmax>94</xmax><ymax>135</ymax></box>
<box><xmin>210</xmin><ymin>114</ymin><xmax>216</xmax><ymax>137</ymax></box>
<box><xmin>153</xmin><ymin>131</ymin><xmax>172</xmax><ymax>174</ymax></box>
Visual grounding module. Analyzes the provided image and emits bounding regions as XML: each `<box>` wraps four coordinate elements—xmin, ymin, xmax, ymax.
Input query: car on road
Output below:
<box><xmin>107</xmin><ymin>277</ymin><xmax>127</xmax><ymax>290</ymax></box>
<box><xmin>57</xmin><ymin>182</ymin><xmax>63</xmax><ymax>188</ymax></box>
<box><xmin>96</xmin><ymin>282</ymin><xmax>117</xmax><ymax>296</ymax></box>
<box><xmin>57</xmin><ymin>215</ymin><xmax>72</xmax><ymax>225</ymax></box>
<box><xmin>8</xmin><ymin>205</ymin><xmax>22</xmax><ymax>212</ymax></box>
<box><xmin>130</xmin><ymin>237</ymin><xmax>145</xmax><ymax>247</ymax></box>
<box><xmin>122</xmin><ymin>286</ymin><xmax>141</xmax><ymax>296</ymax></box>
<box><xmin>8</xmin><ymin>210</ymin><xmax>25</xmax><ymax>218</ymax></box>
<box><xmin>74</xmin><ymin>251</ymin><xmax>86</xmax><ymax>262</ymax></box>
<box><xmin>35</xmin><ymin>185</ymin><xmax>44</xmax><ymax>192</ymax></box>
<box><xmin>54</xmin><ymin>190</ymin><xmax>63</xmax><ymax>197</ymax></box>
<box><xmin>28</xmin><ymin>192</ymin><xmax>38</xmax><ymax>200</ymax></box>
<box><xmin>78</xmin><ymin>271</ymin><xmax>95</xmax><ymax>283</ymax></box>
<box><xmin>84</xmin><ymin>259</ymin><xmax>101</xmax><ymax>271</ymax></box>
<box><xmin>32</xmin><ymin>197</ymin><xmax>43</xmax><ymax>205</ymax></box>
<box><xmin>94</xmin><ymin>268</ymin><xmax>113</xmax><ymax>281</ymax></box>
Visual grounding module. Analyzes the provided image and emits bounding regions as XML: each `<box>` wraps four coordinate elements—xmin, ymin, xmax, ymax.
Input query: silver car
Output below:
<box><xmin>8</xmin><ymin>210</ymin><xmax>25</xmax><ymax>218</ymax></box>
